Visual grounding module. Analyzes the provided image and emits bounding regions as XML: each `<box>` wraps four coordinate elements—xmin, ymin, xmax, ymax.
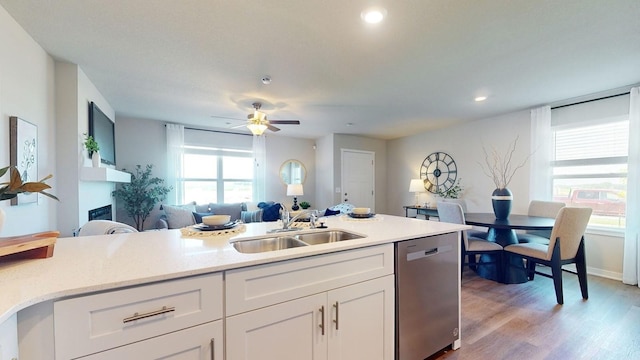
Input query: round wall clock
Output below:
<box><xmin>419</xmin><ymin>152</ymin><xmax>457</xmax><ymax>194</ymax></box>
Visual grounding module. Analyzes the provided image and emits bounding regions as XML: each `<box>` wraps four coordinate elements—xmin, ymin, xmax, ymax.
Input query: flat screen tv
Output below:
<box><xmin>88</xmin><ymin>101</ymin><xmax>116</xmax><ymax>166</ymax></box>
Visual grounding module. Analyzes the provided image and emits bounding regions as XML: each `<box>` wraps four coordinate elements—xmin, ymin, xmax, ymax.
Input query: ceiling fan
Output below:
<box><xmin>231</xmin><ymin>102</ymin><xmax>300</xmax><ymax>136</ymax></box>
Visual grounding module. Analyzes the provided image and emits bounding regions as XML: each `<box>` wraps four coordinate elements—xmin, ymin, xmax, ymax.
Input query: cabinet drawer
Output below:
<box><xmin>226</xmin><ymin>244</ymin><xmax>394</xmax><ymax>316</ymax></box>
<box><xmin>80</xmin><ymin>320</ymin><xmax>223</xmax><ymax>360</ymax></box>
<box><xmin>54</xmin><ymin>272</ymin><xmax>222</xmax><ymax>359</ymax></box>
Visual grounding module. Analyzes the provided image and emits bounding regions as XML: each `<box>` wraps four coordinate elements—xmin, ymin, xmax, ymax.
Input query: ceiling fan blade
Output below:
<box><xmin>266</xmin><ymin>124</ymin><xmax>281</xmax><ymax>132</ymax></box>
<box><xmin>229</xmin><ymin>124</ymin><xmax>246</xmax><ymax>129</ymax></box>
<box><xmin>268</xmin><ymin>120</ymin><xmax>300</xmax><ymax>125</ymax></box>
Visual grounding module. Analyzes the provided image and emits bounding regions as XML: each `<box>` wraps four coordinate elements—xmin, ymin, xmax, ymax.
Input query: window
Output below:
<box><xmin>551</xmin><ymin>94</ymin><xmax>630</xmax><ymax>230</ymax></box>
<box><xmin>181</xmin><ymin>147</ymin><xmax>253</xmax><ymax>204</ymax></box>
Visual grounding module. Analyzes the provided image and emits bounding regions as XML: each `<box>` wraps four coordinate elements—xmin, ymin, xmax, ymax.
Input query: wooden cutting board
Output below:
<box><xmin>0</xmin><ymin>230</ymin><xmax>59</xmax><ymax>261</ymax></box>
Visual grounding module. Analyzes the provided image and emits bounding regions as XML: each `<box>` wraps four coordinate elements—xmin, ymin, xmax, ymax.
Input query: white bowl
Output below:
<box><xmin>352</xmin><ymin>207</ymin><xmax>371</xmax><ymax>215</ymax></box>
<box><xmin>202</xmin><ymin>215</ymin><xmax>231</xmax><ymax>226</ymax></box>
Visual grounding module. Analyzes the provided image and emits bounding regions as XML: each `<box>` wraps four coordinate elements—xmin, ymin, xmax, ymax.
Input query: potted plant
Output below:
<box><xmin>112</xmin><ymin>164</ymin><xmax>172</xmax><ymax>231</ymax></box>
<box><xmin>299</xmin><ymin>201</ymin><xmax>311</xmax><ymax>209</ymax></box>
<box><xmin>436</xmin><ymin>179</ymin><xmax>463</xmax><ymax>199</ymax></box>
<box><xmin>83</xmin><ymin>133</ymin><xmax>100</xmax><ymax>167</ymax></box>
<box><xmin>1</xmin><ymin>165</ymin><xmax>58</xmax><ymax>232</ymax></box>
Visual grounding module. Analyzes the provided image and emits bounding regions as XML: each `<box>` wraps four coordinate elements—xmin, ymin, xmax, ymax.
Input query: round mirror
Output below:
<box><xmin>280</xmin><ymin>159</ymin><xmax>306</xmax><ymax>185</ymax></box>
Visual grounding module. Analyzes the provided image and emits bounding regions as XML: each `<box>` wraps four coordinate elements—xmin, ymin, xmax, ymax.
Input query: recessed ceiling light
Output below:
<box><xmin>361</xmin><ymin>7</ymin><xmax>387</xmax><ymax>24</ymax></box>
<box><xmin>475</xmin><ymin>96</ymin><xmax>487</xmax><ymax>102</ymax></box>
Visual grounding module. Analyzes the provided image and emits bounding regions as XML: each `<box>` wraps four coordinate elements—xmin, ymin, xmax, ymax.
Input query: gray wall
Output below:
<box><xmin>114</xmin><ymin>116</ymin><xmax>316</xmax><ymax>228</ymax></box>
<box><xmin>387</xmin><ymin>110</ymin><xmax>624</xmax><ymax>279</ymax></box>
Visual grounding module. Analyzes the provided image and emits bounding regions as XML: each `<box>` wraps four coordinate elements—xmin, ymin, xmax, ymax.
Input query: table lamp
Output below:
<box><xmin>409</xmin><ymin>179</ymin><xmax>425</xmax><ymax>206</ymax></box>
<box><xmin>287</xmin><ymin>183</ymin><xmax>304</xmax><ymax>210</ymax></box>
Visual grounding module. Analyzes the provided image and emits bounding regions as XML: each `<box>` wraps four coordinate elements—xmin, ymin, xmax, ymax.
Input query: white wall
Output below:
<box><xmin>0</xmin><ymin>5</ymin><xmax>57</xmax><ymax>236</ymax></box>
<box><xmin>55</xmin><ymin>63</ymin><xmax>117</xmax><ymax>236</ymax></box>
<box><xmin>387</xmin><ymin>110</ymin><xmax>625</xmax><ymax>279</ymax></box>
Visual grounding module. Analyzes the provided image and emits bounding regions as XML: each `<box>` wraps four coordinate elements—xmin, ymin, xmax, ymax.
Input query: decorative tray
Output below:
<box><xmin>348</xmin><ymin>213</ymin><xmax>376</xmax><ymax>219</ymax></box>
<box><xmin>0</xmin><ymin>230</ymin><xmax>60</xmax><ymax>261</ymax></box>
<box><xmin>192</xmin><ymin>220</ymin><xmax>240</xmax><ymax>231</ymax></box>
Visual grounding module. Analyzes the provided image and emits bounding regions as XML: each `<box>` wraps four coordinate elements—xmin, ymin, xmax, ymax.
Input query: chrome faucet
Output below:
<box><xmin>281</xmin><ymin>209</ymin><xmax>318</xmax><ymax>230</ymax></box>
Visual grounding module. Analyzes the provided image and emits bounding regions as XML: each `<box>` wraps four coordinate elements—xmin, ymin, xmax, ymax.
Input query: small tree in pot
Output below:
<box><xmin>112</xmin><ymin>164</ymin><xmax>172</xmax><ymax>231</ymax></box>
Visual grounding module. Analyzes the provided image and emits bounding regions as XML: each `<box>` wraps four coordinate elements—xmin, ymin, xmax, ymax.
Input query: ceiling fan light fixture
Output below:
<box><xmin>247</xmin><ymin>123</ymin><xmax>268</xmax><ymax>136</ymax></box>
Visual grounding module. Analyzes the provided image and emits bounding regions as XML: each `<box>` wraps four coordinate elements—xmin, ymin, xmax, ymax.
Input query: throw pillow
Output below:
<box><xmin>241</xmin><ymin>209</ymin><xmax>263</xmax><ymax>223</ymax></box>
<box><xmin>262</xmin><ymin>203</ymin><xmax>282</xmax><ymax>222</ymax></box>
<box><xmin>324</xmin><ymin>208</ymin><xmax>341</xmax><ymax>216</ymax></box>
<box><xmin>208</xmin><ymin>202</ymin><xmax>245</xmax><ymax>221</ymax></box>
<box><xmin>163</xmin><ymin>204</ymin><xmax>196</xmax><ymax>228</ymax></box>
<box><xmin>193</xmin><ymin>212</ymin><xmax>215</xmax><ymax>224</ymax></box>
<box><xmin>257</xmin><ymin>201</ymin><xmax>275</xmax><ymax>209</ymax></box>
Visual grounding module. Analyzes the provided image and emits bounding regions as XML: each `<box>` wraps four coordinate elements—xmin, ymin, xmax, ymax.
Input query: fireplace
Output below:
<box><xmin>88</xmin><ymin>205</ymin><xmax>112</xmax><ymax>221</ymax></box>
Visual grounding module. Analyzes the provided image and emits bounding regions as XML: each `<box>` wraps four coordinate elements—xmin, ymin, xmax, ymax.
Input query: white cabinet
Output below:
<box><xmin>81</xmin><ymin>320</ymin><xmax>223</xmax><ymax>360</ymax></box>
<box><xmin>327</xmin><ymin>276</ymin><xmax>394</xmax><ymax>360</ymax></box>
<box><xmin>227</xmin><ymin>293</ymin><xmax>327</xmax><ymax>360</ymax></box>
<box><xmin>226</xmin><ymin>244</ymin><xmax>395</xmax><ymax>360</ymax></box>
<box><xmin>0</xmin><ymin>314</ymin><xmax>18</xmax><ymax>360</ymax></box>
<box><xmin>54</xmin><ymin>272</ymin><xmax>223</xmax><ymax>359</ymax></box>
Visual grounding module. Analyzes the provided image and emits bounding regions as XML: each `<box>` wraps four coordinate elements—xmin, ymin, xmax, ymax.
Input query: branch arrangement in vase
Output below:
<box><xmin>0</xmin><ymin>165</ymin><xmax>58</xmax><ymax>201</ymax></box>
<box><xmin>479</xmin><ymin>135</ymin><xmax>532</xmax><ymax>189</ymax></box>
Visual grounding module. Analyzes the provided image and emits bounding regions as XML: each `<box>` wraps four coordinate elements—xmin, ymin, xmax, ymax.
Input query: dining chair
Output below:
<box><xmin>504</xmin><ymin>207</ymin><xmax>592</xmax><ymax>305</ymax></box>
<box><xmin>438</xmin><ymin>198</ymin><xmax>488</xmax><ymax>239</ymax></box>
<box><xmin>517</xmin><ymin>200</ymin><xmax>566</xmax><ymax>244</ymax></box>
<box><xmin>436</xmin><ymin>202</ymin><xmax>502</xmax><ymax>276</ymax></box>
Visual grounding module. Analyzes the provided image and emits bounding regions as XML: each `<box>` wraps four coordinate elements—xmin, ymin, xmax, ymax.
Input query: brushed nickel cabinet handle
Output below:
<box><xmin>333</xmin><ymin>302</ymin><xmax>339</xmax><ymax>330</ymax></box>
<box><xmin>319</xmin><ymin>306</ymin><xmax>325</xmax><ymax>335</ymax></box>
<box><xmin>122</xmin><ymin>306</ymin><xmax>175</xmax><ymax>323</ymax></box>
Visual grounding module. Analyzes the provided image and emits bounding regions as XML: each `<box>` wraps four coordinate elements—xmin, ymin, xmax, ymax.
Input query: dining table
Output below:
<box><xmin>464</xmin><ymin>213</ymin><xmax>556</xmax><ymax>284</ymax></box>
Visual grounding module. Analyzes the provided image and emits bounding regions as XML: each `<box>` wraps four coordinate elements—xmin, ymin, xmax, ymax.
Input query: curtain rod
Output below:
<box><xmin>165</xmin><ymin>124</ymin><xmax>252</xmax><ymax>137</ymax></box>
<box><xmin>551</xmin><ymin>91</ymin><xmax>630</xmax><ymax>110</ymax></box>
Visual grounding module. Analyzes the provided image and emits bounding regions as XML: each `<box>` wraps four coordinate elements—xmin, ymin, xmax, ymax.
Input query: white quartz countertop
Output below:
<box><xmin>0</xmin><ymin>214</ymin><xmax>468</xmax><ymax>323</ymax></box>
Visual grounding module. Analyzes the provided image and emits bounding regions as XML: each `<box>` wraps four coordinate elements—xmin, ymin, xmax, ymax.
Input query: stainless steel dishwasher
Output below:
<box><xmin>395</xmin><ymin>232</ymin><xmax>460</xmax><ymax>360</ymax></box>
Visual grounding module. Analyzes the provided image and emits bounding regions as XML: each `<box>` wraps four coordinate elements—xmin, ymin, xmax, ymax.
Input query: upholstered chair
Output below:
<box><xmin>504</xmin><ymin>207</ymin><xmax>592</xmax><ymax>305</ymax></box>
<box><xmin>78</xmin><ymin>220</ymin><xmax>138</xmax><ymax>236</ymax></box>
<box><xmin>517</xmin><ymin>200</ymin><xmax>566</xmax><ymax>244</ymax></box>
<box><xmin>436</xmin><ymin>202</ymin><xmax>502</xmax><ymax>277</ymax></box>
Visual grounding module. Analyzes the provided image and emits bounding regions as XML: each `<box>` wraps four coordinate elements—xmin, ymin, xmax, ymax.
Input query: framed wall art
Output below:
<box><xmin>10</xmin><ymin>116</ymin><xmax>38</xmax><ymax>205</ymax></box>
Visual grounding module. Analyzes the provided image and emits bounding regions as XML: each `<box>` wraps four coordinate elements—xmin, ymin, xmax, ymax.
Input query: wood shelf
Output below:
<box><xmin>80</xmin><ymin>167</ymin><xmax>131</xmax><ymax>183</ymax></box>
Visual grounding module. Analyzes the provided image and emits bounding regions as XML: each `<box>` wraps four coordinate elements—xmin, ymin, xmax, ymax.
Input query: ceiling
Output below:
<box><xmin>2</xmin><ymin>0</ymin><xmax>639</xmax><ymax>140</ymax></box>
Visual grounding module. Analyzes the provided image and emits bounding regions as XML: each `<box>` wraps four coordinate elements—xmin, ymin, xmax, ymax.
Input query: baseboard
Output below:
<box><xmin>561</xmin><ymin>264</ymin><xmax>622</xmax><ymax>281</ymax></box>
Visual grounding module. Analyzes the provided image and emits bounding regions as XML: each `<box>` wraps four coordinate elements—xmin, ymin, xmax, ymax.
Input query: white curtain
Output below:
<box><xmin>623</xmin><ymin>87</ymin><xmax>640</xmax><ymax>286</ymax></box>
<box><xmin>252</xmin><ymin>135</ymin><xmax>266</xmax><ymax>202</ymax></box>
<box><xmin>166</xmin><ymin>124</ymin><xmax>185</xmax><ymax>205</ymax></box>
<box><xmin>529</xmin><ymin>106</ymin><xmax>552</xmax><ymax>201</ymax></box>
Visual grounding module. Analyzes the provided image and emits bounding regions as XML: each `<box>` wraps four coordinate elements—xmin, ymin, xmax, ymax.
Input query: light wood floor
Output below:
<box><xmin>431</xmin><ymin>269</ymin><xmax>640</xmax><ymax>360</ymax></box>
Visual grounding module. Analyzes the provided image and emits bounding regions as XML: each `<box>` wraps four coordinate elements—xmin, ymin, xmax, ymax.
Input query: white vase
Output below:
<box><xmin>92</xmin><ymin>151</ymin><xmax>101</xmax><ymax>168</ymax></box>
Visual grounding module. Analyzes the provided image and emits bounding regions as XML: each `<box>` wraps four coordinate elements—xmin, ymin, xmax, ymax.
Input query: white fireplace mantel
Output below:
<box><xmin>80</xmin><ymin>167</ymin><xmax>131</xmax><ymax>183</ymax></box>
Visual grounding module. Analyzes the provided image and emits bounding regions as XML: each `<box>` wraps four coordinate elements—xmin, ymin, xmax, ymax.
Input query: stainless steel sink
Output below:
<box><xmin>232</xmin><ymin>236</ymin><xmax>308</xmax><ymax>253</ymax></box>
<box><xmin>232</xmin><ymin>230</ymin><xmax>365</xmax><ymax>253</ymax></box>
<box><xmin>292</xmin><ymin>230</ymin><xmax>365</xmax><ymax>245</ymax></box>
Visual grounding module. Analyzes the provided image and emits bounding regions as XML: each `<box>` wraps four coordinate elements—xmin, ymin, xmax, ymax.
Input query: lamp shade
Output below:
<box><xmin>409</xmin><ymin>179</ymin><xmax>425</xmax><ymax>193</ymax></box>
<box><xmin>287</xmin><ymin>183</ymin><xmax>304</xmax><ymax>196</ymax></box>
<box><xmin>247</xmin><ymin>123</ymin><xmax>267</xmax><ymax>136</ymax></box>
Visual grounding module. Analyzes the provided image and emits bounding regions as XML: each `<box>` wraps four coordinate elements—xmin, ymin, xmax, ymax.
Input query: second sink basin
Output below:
<box><xmin>232</xmin><ymin>229</ymin><xmax>365</xmax><ymax>253</ymax></box>
<box><xmin>292</xmin><ymin>230</ymin><xmax>364</xmax><ymax>245</ymax></box>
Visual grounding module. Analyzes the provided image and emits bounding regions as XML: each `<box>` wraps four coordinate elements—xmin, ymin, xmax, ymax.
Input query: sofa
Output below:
<box><xmin>155</xmin><ymin>201</ymin><xmax>284</xmax><ymax>229</ymax></box>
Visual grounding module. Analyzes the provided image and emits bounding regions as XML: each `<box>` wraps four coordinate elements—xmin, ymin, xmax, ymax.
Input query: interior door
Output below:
<box><xmin>341</xmin><ymin>149</ymin><xmax>375</xmax><ymax>210</ymax></box>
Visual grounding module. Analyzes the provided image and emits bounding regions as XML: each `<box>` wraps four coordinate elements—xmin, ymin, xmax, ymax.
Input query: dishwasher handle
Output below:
<box><xmin>406</xmin><ymin>245</ymin><xmax>453</xmax><ymax>262</ymax></box>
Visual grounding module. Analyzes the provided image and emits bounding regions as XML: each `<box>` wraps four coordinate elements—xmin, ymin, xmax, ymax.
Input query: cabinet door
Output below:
<box><xmin>81</xmin><ymin>320</ymin><xmax>223</xmax><ymax>359</ymax></box>
<box><xmin>327</xmin><ymin>275</ymin><xmax>395</xmax><ymax>360</ymax></box>
<box><xmin>0</xmin><ymin>314</ymin><xmax>18</xmax><ymax>360</ymax></box>
<box><xmin>226</xmin><ymin>293</ymin><xmax>327</xmax><ymax>360</ymax></box>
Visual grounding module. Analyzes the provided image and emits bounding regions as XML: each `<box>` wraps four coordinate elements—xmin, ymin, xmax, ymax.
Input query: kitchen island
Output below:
<box><xmin>0</xmin><ymin>214</ymin><xmax>468</xmax><ymax>359</ymax></box>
